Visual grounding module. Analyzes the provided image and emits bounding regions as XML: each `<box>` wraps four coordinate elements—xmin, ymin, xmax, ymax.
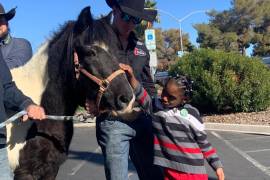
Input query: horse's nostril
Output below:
<box><xmin>118</xmin><ymin>95</ymin><xmax>129</xmax><ymax>104</ymax></box>
<box><xmin>117</xmin><ymin>95</ymin><xmax>132</xmax><ymax>109</ymax></box>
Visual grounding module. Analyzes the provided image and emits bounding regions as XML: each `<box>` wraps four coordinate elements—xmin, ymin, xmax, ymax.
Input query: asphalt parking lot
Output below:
<box><xmin>56</xmin><ymin>126</ymin><xmax>270</xmax><ymax>180</ymax></box>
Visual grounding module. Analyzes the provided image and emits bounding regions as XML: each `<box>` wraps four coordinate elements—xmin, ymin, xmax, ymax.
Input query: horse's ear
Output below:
<box><xmin>74</xmin><ymin>6</ymin><xmax>93</xmax><ymax>34</ymax></box>
<box><xmin>103</xmin><ymin>12</ymin><xmax>113</xmax><ymax>24</ymax></box>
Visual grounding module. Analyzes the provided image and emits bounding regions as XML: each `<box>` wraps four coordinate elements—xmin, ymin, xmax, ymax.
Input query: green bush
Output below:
<box><xmin>170</xmin><ymin>49</ymin><xmax>270</xmax><ymax>113</ymax></box>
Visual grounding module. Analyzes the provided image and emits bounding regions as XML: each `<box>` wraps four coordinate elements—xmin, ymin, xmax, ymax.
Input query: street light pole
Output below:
<box><xmin>179</xmin><ymin>22</ymin><xmax>183</xmax><ymax>53</ymax></box>
<box><xmin>177</xmin><ymin>10</ymin><xmax>207</xmax><ymax>54</ymax></box>
<box><xmin>149</xmin><ymin>8</ymin><xmax>208</xmax><ymax>55</ymax></box>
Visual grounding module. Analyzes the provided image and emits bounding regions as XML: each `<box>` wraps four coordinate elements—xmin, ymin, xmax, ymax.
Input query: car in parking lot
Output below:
<box><xmin>262</xmin><ymin>56</ymin><xmax>270</xmax><ymax>68</ymax></box>
<box><xmin>154</xmin><ymin>71</ymin><xmax>169</xmax><ymax>85</ymax></box>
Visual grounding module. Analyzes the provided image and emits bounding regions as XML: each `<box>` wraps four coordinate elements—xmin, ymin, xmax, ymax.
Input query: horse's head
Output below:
<box><xmin>71</xmin><ymin>7</ymin><xmax>136</xmax><ymax>117</ymax></box>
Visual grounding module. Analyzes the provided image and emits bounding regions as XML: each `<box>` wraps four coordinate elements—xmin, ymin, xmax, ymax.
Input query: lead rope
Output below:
<box><xmin>0</xmin><ymin>110</ymin><xmax>80</xmax><ymax>129</ymax></box>
<box><xmin>73</xmin><ymin>50</ymin><xmax>125</xmax><ymax>115</ymax></box>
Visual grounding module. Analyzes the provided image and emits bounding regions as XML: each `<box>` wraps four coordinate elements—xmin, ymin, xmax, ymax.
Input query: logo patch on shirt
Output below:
<box><xmin>134</xmin><ymin>48</ymin><xmax>146</xmax><ymax>56</ymax></box>
<box><xmin>180</xmin><ymin>109</ymin><xmax>188</xmax><ymax>117</ymax></box>
<box><xmin>137</xmin><ymin>41</ymin><xmax>143</xmax><ymax>46</ymax></box>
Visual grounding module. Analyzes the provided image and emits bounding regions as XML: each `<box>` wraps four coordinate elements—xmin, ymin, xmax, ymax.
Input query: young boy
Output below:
<box><xmin>120</xmin><ymin>63</ymin><xmax>225</xmax><ymax>180</ymax></box>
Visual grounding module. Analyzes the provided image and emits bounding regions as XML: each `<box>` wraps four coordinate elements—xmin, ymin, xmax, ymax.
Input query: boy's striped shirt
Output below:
<box><xmin>134</xmin><ymin>84</ymin><xmax>223</xmax><ymax>174</ymax></box>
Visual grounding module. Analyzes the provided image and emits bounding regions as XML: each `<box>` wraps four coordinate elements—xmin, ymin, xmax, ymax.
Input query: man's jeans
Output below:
<box><xmin>0</xmin><ymin>145</ymin><xmax>13</xmax><ymax>180</ymax></box>
<box><xmin>96</xmin><ymin>113</ymin><xmax>163</xmax><ymax>180</ymax></box>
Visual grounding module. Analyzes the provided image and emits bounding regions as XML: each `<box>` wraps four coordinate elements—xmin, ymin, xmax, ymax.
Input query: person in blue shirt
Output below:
<box><xmin>0</xmin><ymin>3</ymin><xmax>32</xmax><ymax>69</ymax></box>
<box><xmin>0</xmin><ymin>51</ymin><xmax>46</xmax><ymax>179</ymax></box>
<box><xmin>0</xmin><ymin>5</ymin><xmax>46</xmax><ymax>177</ymax></box>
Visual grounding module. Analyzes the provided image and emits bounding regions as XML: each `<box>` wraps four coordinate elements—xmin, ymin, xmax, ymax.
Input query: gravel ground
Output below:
<box><xmin>202</xmin><ymin>108</ymin><xmax>270</xmax><ymax>125</ymax></box>
<box><xmin>75</xmin><ymin>101</ymin><xmax>270</xmax><ymax>126</ymax></box>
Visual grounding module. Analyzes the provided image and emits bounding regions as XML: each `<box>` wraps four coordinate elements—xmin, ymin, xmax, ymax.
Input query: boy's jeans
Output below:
<box><xmin>96</xmin><ymin>113</ymin><xmax>163</xmax><ymax>180</ymax></box>
<box><xmin>0</xmin><ymin>145</ymin><xmax>13</xmax><ymax>180</ymax></box>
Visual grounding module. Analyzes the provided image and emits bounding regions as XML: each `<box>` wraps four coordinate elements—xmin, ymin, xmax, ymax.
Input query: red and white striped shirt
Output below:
<box><xmin>134</xmin><ymin>84</ymin><xmax>223</xmax><ymax>175</ymax></box>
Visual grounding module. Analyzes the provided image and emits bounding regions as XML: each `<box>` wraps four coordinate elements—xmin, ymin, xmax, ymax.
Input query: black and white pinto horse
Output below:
<box><xmin>7</xmin><ymin>7</ymin><xmax>136</xmax><ymax>180</ymax></box>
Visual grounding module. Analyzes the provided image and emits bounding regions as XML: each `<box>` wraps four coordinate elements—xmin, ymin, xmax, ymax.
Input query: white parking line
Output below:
<box><xmin>245</xmin><ymin>149</ymin><xmax>270</xmax><ymax>153</ymax></box>
<box><xmin>68</xmin><ymin>147</ymin><xmax>101</xmax><ymax>176</ymax></box>
<box><xmin>211</xmin><ymin>131</ymin><xmax>270</xmax><ymax>177</ymax></box>
<box><xmin>228</xmin><ymin>136</ymin><xmax>269</xmax><ymax>142</ymax></box>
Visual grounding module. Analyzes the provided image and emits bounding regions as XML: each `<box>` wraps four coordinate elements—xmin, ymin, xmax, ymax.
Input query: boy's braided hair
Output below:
<box><xmin>174</xmin><ymin>75</ymin><xmax>193</xmax><ymax>99</ymax></box>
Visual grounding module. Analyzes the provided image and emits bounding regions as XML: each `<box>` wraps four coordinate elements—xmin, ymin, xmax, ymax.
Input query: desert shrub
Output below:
<box><xmin>170</xmin><ymin>49</ymin><xmax>270</xmax><ymax>113</ymax></box>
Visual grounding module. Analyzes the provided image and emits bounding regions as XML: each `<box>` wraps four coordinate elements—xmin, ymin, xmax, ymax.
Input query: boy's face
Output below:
<box><xmin>161</xmin><ymin>79</ymin><xmax>184</xmax><ymax>108</ymax></box>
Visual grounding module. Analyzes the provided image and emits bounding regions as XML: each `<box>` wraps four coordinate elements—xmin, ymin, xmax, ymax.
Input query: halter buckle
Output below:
<box><xmin>101</xmin><ymin>80</ymin><xmax>109</xmax><ymax>90</ymax></box>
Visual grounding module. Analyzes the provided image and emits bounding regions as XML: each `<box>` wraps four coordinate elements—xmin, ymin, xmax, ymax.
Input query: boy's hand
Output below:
<box><xmin>85</xmin><ymin>99</ymin><xmax>99</xmax><ymax>116</ymax></box>
<box><xmin>119</xmin><ymin>63</ymin><xmax>138</xmax><ymax>89</ymax></box>
<box><xmin>216</xmin><ymin>168</ymin><xmax>225</xmax><ymax>180</ymax></box>
<box><xmin>22</xmin><ymin>104</ymin><xmax>46</xmax><ymax>122</ymax></box>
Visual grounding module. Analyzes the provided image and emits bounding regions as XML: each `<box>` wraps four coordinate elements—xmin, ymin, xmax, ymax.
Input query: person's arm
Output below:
<box><xmin>0</xmin><ymin>52</ymin><xmax>45</xmax><ymax>120</ymax></box>
<box><xmin>133</xmin><ymin>82</ymin><xmax>152</xmax><ymax>114</ymax></box>
<box><xmin>4</xmin><ymin>38</ymin><xmax>32</xmax><ymax>68</ymax></box>
<box><xmin>188</xmin><ymin>109</ymin><xmax>224</xmax><ymax>180</ymax></box>
<box><xmin>119</xmin><ymin>63</ymin><xmax>152</xmax><ymax>113</ymax></box>
<box><xmin>0</xmin><ymin>51</ymin><xmax>32</xmax><ymax>110</ymax></box>
<box><xmin>194</xmin><ymin>130</ymin><xmax>224</xmax><ymax>179</ymax></box>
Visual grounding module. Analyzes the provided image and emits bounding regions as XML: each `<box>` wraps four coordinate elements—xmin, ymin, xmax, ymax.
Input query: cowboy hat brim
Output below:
<box><xmin>106</xmin><ymin>0</ymin><xmax>157</xmax><ymax>22</ymax></box>
<box><xmin>106</xmin><ymin>0</ymin><xmax>115</xmax><ymax>8</ymax></box>
<box><xmin>120</xmin><ymin>6</ymin><xmax>157</xmax><ymax>22</ymax></box>
<box><xmin>0</xmin><ymin>7</ymin><xmax>16</xmax><ymax>21</ymax></box>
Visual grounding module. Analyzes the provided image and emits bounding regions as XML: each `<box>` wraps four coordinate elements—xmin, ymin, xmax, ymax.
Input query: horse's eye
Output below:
<box><xmin>83</xmin><ymin>46</ymin><xmax>97</xmax><ymax>57</ymax></box>
<box><xmin>88</xmin><ymin>49</ymin><xmax>97</xmax><ymax>57</ymax></box>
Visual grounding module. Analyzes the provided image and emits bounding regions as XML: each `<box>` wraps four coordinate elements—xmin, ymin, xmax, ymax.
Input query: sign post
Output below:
<box><xmin>177</xmin><ymin>51</ymin><xmax>184</xmax><ymax>57</ymax></box>
<box><xmin>145</xmin><ymin>29</ymin><xmax>156</xmax><ymax>50</ymax></box>
<box><xmin>145</xmin><ymin>29</ymin><xmax>157</xmax><ymax>80</ymax></box>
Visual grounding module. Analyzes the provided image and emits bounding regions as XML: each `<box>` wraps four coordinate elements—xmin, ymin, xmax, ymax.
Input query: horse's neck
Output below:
<box><xmin>10</xmin><ymin>41</ymin><xmax>77</xmax><ymax>116</ymax></box>
<box><xmin>40</xmin><ymin>83</ymin><xmax>78</xmax><ymax>116</ymax></box>
<box><xmin>10</xmin><ymin>43</ymin><xmax>49</xmax><ymax>105</ymax></box>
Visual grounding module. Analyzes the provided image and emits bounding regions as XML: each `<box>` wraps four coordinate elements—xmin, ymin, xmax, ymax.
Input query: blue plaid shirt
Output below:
<box><xmin>0</xmin><ymin>34</ymin><xmax>32</xmax><ymax>69</ymax></box>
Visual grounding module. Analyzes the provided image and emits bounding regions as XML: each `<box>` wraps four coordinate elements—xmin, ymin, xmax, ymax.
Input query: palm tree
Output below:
<box><xmin>135</xmin><ymin>0</ymin><xmax>160</xmax><ymax>39</ymax></box>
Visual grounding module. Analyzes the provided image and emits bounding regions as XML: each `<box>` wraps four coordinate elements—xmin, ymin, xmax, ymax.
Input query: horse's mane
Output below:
<box><xmin>87</xmin><ymin>13</ymin><xmax>121</xmax><ymax>57</ymax></box>
<box><xmin>91</xmin><ymin>13</ymin><xmax>120</xmax><ymax>50</ymax></box>
<box><xmin>47</xmin><ymin>21</ymin><xmax>76</xmax><ymax>83</ymax></box>
<box><xmin>45</xmin><ymin>13</ymin><xmax>118</xmax><ymax>87</ymax></box>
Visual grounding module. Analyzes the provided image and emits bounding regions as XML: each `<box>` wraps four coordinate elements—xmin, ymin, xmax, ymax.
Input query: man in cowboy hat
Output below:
<box><xmin>96</xmin><ymin>0</ymin><xmax>163</xmax><ymax>179</ymax></box>
<box><xmin>0</xmin><ymin>49</ymin><xmax>46</xmax><ymax>179</ymax></box>
<box><xmin>0</xmin><ymin>3</ymin><xmax>45</xmax><ymax>180</ymax></box>
<box><xmin>0</xmin><ymin>3</ymin><xmax>32</xmax><ymax>69</ymax></box>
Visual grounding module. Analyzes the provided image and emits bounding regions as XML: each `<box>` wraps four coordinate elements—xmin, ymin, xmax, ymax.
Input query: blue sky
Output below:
<box><xmin>3</xmin><ymin>0</ymin><xmax>232</xmax><ymax>52</ymax></box>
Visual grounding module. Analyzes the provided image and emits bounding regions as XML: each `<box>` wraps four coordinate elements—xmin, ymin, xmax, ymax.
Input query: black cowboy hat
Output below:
<box><xmin>106</xmin><ymin>0</ymin><xmax>157</xmax><ymax>22</ymax></box>
<box><xmin>0</xmin><ymin>3</ymin><xmax>16</xmax><ymax>21</ymax></box>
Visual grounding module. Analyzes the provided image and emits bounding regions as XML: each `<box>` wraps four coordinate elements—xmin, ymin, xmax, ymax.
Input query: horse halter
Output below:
<box><xmin>73</xmin><ymin>51</ymin><xmax>125</xmax><ymax>113</ymax></box>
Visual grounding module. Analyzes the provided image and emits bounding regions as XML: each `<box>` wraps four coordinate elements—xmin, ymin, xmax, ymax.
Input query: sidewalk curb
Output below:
<box><xmin>74</xmin><ymin>122</ymin><xmax>270</xmax><ymax>135</ymax></box>
<box><xmin>74</xmin><ymin>123</ymin><xmax>96</xmax><ymax>128</ymax></box>
<box><xmin>205</xmin><ymin>123</ymin><xmax>270</xmax><ymax>135</ymax></box>
<box><xmin>75</xmin><ymin>122</ymin><xmax>270</xmax><ymax>135</ymax></box>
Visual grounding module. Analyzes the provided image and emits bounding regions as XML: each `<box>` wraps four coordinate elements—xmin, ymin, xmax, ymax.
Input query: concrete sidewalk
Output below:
<box><xmin>74</xmin><ymin>122</ymin><xmax>270</xmax><ymax>135</ymax></box>
<box><xmin>205</xmin><ymin>123</ymin><xmax>270</xmax><ymax>135</ymax></box>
